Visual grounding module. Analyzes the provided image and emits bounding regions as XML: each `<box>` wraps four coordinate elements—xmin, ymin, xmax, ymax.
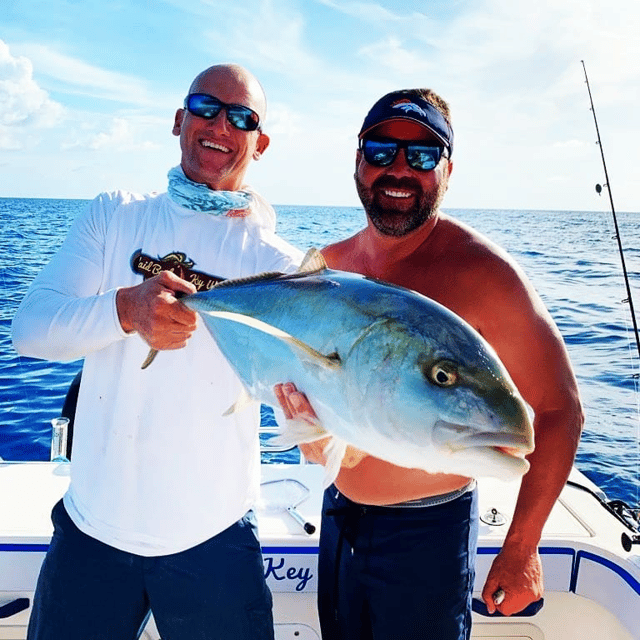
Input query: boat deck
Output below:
<box><xmin>1</xmin><ymin>461</ymin><xmax>638</xmax><ymax>639</ymax></box>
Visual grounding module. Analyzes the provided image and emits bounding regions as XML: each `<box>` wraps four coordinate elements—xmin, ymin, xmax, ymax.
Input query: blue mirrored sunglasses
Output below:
<box><xmin>360</xmin><ymin>137</ymin><xmax>447</xmax><ymax>171</ymax></box>
<box><xmin>184</xmin><ymin>93</ymin><xmax>261</xmax><ymax>132</ymax></box>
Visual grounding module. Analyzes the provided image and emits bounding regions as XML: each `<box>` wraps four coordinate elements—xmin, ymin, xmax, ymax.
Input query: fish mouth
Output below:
<box><xmin>433</xmin><ymin>421</ymin><xmax>534</xmax><ymax>458</ymax></box>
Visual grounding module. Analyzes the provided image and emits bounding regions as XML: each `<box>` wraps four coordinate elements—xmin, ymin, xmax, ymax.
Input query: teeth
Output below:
<box><xmin>201</xmin><ymin>140</ymin><xmax>231</xmax><ymax>153</ymax></box>
<box><xmin>384</xmin><ymin>189</ymin><xmax>412</xmax><ymax>198</ymax></box>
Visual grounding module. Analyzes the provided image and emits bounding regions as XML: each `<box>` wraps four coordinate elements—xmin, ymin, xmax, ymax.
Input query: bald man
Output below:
<box><xmin>13</xmin><ymin>64</ymin><xmax>303</xmax><ymax>640</ymax></box>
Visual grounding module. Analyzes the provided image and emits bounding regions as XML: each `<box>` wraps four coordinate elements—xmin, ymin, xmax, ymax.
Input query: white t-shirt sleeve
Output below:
<box><xmin>11</xmin><ymin>192</ymin><xmax>132</xmax><ymax>361</ymax></box>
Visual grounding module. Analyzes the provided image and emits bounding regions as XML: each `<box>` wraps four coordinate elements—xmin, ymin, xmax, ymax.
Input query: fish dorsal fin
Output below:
<box><xmin>191</xmin><ymin>248</ymin><xmax>326</xmax><ymax>292</ymax></box>
<box><xmin>296</xmin><ymin>247</ymin><xmax>328</xmax><ymax>274</ymax></box>
<box><xmin>210</xmin><ymin>270</ymin><xmax>285</xmax><ymax>290</ymax></box>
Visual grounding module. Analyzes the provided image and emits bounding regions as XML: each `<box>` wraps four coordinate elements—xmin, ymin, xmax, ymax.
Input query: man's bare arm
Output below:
<box><xmin>475</xmin><ymin>263</ymin><xmax>583</xmax><ymax>615</ymax></box>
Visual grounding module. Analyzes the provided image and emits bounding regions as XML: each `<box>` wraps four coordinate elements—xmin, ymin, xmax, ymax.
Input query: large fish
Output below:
<box><xmin>179</xmin><ymin>249</ymin><xmax>534</xmax><ymax>483</ymax></box>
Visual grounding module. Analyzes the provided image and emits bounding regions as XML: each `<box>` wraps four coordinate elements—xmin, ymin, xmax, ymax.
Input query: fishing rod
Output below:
<box><xmin>582</xmin><ymin>61</ymin><xmax>640</xmax><ymax>543</ymax></box>
<box><xmin>581</xmin><ymin>59</ymin><xmax>640</xmax><ymax>367</ymax></box>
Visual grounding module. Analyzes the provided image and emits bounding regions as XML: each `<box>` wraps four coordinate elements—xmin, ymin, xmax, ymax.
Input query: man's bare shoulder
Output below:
<box><xmin>321</xmin><ymin>232</ymin><xmax>364</xmax><ymax>270</ymax></box>
<box><xmin>432</xmin><ymin>215</ymin><xmax>528</xmax><ymax>285</ymax></box>
<box><xmin>319</xmin><ymin>216</ymin><xmax>527</xmax><ymax>302</ymax></box>
<box><xmin>435</xmin><ymin>215</ymin><xmax>508</xmax><ymax>259</ymax></box>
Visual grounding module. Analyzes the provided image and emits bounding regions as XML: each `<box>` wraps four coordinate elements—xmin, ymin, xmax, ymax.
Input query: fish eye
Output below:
<box><xmin>428</xmin><ymin>361</ymin><xmax>459</xmax><ymax>387</ymax></box>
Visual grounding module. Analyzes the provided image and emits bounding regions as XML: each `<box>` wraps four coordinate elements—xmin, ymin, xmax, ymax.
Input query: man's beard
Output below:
<box><xmin>355</xmin><ymin>174</ymin><xmax>447</xmax><ymax>237</ymax></box>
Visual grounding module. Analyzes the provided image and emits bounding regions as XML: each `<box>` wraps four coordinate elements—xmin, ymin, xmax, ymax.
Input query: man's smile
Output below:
<box><xmin>382</xmin><ymin>188</ymin><xmax>414</xmax><ymax>199</ymax></box>
<box><xmin>200</xmin><ymin>139</ymin><xmax>231</xmax><ymax>153</ymax></box>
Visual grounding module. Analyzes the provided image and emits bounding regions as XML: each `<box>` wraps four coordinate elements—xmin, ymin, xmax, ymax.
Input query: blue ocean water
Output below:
<box><xmin>1</xmin><ymin>197</ymin><xmax>639</xmax><ymax>507</ymax></box>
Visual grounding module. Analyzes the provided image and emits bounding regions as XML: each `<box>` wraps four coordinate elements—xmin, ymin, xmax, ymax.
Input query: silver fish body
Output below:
<box><xmin>182</xmin><ymin>251</ymin><xmax>534</xmax><ymax>482</ymax></box>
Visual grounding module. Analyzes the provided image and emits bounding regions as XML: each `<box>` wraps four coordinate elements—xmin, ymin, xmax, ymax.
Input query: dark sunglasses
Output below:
<box><xmin>360</xmin><ymin>137</ymin><xmax>447</xmax><ymax>171</ymax></box>
<box><xmin>183</xmin><ymin>93</ymin><xmax>261</xmax><ymax>132</ymax></box>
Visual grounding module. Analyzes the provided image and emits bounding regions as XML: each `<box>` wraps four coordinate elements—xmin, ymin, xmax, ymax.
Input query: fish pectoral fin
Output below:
<box><xmin>322</xmin><ymin>436</ymin><xmax>349</xmax><ymax>489</ymax></box>
<box><xmin>270</xmin><ymin>416</ymin><xmax>330</xmax><ymax>448</ymax></box>
<box><xmin>223</xmin><ymin>386</ymin><xmax>254</xmax><ymax>416</ymax></box>
<box><xmin>271</xmin><ymin>420</ymin><xmax>346</xmax><ymax>488</ymax></box>
<box><xmin>205</xmin><ymin>311</ymin><xmax>341</xmax><ymax>371</ymax></box>
<box><xmin>296</xmin><ymin>248</ymin><xmax>327</xmax><ymax>274</ymax></box>
<box><xmin>269</xmin><ymin>414</ymin><xmax>349</xmax><ymax>489</ymax></box>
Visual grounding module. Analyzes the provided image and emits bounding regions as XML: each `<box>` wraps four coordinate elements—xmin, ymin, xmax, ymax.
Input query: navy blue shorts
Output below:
<box><xmin>318</xmin><ymin>485</ymin><xmax>478</xmax><ymax>640</ymax></box>
<box><xmin>27</xmin><ymin>500</ymin><xmax>274</xmax><ymax>640</ymax></box>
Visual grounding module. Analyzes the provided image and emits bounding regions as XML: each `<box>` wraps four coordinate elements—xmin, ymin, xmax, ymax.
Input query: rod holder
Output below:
<box><xmin>621</xmin><ymin>533</ymin><xmax>640</xmax><ymax>552</ymax></box>
<box><xmin>50</xmin><ymin>417</ymin><xmax>70</xmax><ymax>463</ymax></box>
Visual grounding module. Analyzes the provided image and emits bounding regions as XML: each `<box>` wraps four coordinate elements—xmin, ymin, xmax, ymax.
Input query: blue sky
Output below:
<box><xmin>1</xmin><ymin>0</ymin><xmax>639</xmax><ymax>212</ymax></box>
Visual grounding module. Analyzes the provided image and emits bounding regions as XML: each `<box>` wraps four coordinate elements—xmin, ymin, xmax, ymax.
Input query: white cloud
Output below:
<box><xmin>0</xmin><ymin>40</ymin><xmax>66</xmax><ymax>149</ymax></box>
<box><xmin>264</xmin><ymin>102</ymin><xmax>304</xmax><ymax>138</ymax></box>
<box><xmin>357</xmin><ymin>37</ymin><xmax>434</xmax><ymax>76</ymax></box>
<box><xmin>315</xmin><ymin>0</ymin><xmax>438</xmax><ymax>25</ymax></box>
<box><xmin>201</xmin><ymin>2</ymin><xmax>323</xmax><ymax>81</ymax></box>
<box><xmin>2</xmin><ymin>0</ymin><xmax>639</xmax><ymax>209</ymax></box>
<box><xmin>14</xmin><ymin>42</ymin><xmax>153</xmax><ymax>106</ymax></box>
<box><xmin>0</xmin><ymin>130</ymin><xmax>22</xmax><ymax>151</ymax></box>
<box><xmin>61</xmin><ymin>115</ymin><xmax>166</xmax><ymax>152</ymax></box>
<box><xmin>0</xmin><ymin>38</ymin><xmax>167</xmax><ymax>164</ymax></box>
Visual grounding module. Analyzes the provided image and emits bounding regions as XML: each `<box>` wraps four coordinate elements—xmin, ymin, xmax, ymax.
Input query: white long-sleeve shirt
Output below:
<box><xmin>12</xmin><ymin>190</ymin><xmax>303</xmax><ymax>555</ymax></box>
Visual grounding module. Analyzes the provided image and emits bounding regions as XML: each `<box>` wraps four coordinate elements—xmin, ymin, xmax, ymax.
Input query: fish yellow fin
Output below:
<box><xmin>296</xmin><ymin>248</ymin><xmax>328</xmax><ymax>274</ymax></box>
<box><xmin>223</xmin><ymin>386</ymin><xmax>254</xmax><ymax>416</ymax></box>
<box><xmin>270</xmin><ymin>416</ymin><xmax>330</xmax><ymax>448</ymax></box>
<box><xmin>270</xmin><ymin>418</ymin><xmax>349</xmax><ymax>489</ymax></box>
<box><xmin>322</xmin><ymin>437</ymin><xmax>349</xmax><ymax>488</ymax></box>
<box><xmin>204</xmin><ymin>311</ymin><xmax>341</xmax><ymax>371</ymax></box>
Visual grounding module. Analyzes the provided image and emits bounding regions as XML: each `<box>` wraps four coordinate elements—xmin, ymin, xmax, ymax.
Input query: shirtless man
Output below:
<box><xmin>276</xmin><ymin>88</ymin><xmax>583</xmax><ymax>640</ymax></box>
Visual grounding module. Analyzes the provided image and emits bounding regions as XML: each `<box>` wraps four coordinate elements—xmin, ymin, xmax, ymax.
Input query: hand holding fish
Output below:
<box><xmin>116</xmin><ymin>270</ymin><xmax>197</xmax><ymax>350</ymax></box>
<box><xmin>274</xmin><ymin>382</ymin><xmax>368</xmax><ymax>469</ymax></box>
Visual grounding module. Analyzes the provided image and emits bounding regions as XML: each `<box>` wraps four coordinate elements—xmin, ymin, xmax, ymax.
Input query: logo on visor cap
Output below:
<box><xmin>358</xmin><ymin>91</ymin><xmax>454</xmax><ymax>155</ymax></box>
<box><xmin>392</xmin><ymin>100</ymin><xmax>429</xmax><ymax>117</ymax></box>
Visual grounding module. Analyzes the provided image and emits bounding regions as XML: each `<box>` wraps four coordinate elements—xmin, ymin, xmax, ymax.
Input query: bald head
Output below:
<box><xmin>188</xmin><ymin>64</ymin><xmax>267</xmax><ymax>123</ymax></box>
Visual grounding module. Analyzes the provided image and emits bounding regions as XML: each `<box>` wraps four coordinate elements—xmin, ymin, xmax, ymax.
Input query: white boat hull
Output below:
<box><xmin>1</xmin><ymin>461</ymin><xmax>638</xmax><ymax>639</ymax></box>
